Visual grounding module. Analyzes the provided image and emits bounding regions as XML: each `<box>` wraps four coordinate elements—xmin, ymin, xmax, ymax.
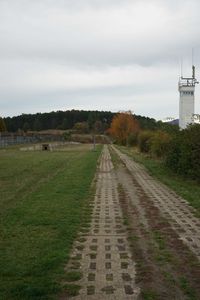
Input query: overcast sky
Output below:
<box><xmin>1</xmin><ymin>0</ymin><xmax>200</xmax><ymax>119</ymax></box>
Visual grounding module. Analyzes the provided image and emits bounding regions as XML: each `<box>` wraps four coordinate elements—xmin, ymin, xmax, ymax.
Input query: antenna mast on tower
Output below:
<box><xmin>178</xmin><ymin>51</ymin><xmax>199</xmax><ymax>129</ymax></box>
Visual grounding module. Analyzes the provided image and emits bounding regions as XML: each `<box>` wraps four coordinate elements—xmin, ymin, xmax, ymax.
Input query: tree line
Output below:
<box><xmin>2</xmin><ymin>110</ymin><xmax>163</xmax><ymax>133</ymax></box>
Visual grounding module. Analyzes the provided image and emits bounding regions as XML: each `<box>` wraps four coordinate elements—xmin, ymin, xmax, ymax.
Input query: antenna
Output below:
<box><xmin>192</xmin><ymin>48</ymin><xmax>194</xmax><ymax>65</ymax></box>
<box><xmin>192</xmin><ymin>48</ymin><xmax>195</xmax><ymax>79</ymax></box>
<box><xmin>191</xmin><ymin>48</ymin><xmax>198</xmax><ymax>83</ymax></box>
<box><xmin>192</xmin><ymin>65</ymin><xmax>195</xmax><ymax>79</ymax></box>
<box><xmin>180</xmin><ymin>57</ymin><xmax>183</xmax><ymax>78</ymax></box>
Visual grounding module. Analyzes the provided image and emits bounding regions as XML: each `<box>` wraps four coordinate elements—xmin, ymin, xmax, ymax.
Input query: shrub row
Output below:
<box><xmin>136</xmin><ymin>124</ymin><xmax>200</xmax><ymax>181</ymax></box>
<box><xmin>137</xmin><ymin>130</ymin><xmax>171</xmax><ymax>158</ymax></box>
<box><xmin>166</xmin><ymin>125</ymin><xmax>200</xmax><ymax>180</ymax></box>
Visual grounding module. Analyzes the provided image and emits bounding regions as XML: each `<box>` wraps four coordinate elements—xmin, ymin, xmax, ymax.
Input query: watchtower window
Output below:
<box><xmin>181</xmin><ymin>91</ymin><xmax>194</xmax><ymax>96</ymax></box>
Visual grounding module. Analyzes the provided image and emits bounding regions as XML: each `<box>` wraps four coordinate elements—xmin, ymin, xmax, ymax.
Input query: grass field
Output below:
<box><xmin>118</xmin><ymin>146</ymin><xmax>200</xmax><ymax>215</ymax></box>
<box><xmin>0</xmin><ymin>144</ymin><xmax>102</xmax><ymax>300</ymax></box>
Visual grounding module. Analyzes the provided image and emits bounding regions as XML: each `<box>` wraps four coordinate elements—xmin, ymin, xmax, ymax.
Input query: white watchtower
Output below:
<box><xmin>178</xmin><ymin>65</ymin><xmax>199</xmax><ymax>129</ymax></box>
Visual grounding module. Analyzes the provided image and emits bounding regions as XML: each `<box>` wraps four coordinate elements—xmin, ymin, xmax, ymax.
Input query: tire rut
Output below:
<box><xmin>113</xmin><ymin>146</ymin><xmax>200</xmax><ymax>260</ymax></box>
<box><xmin>111</xmin><ymin>145</ymin><xmax>200</xmax><ymax>299</ymax></box>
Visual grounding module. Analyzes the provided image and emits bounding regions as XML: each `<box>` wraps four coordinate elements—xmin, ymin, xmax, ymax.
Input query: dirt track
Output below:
<box><xmin>113</xmin><ymin>146</ymin><xmax>200</xmax><ymax>260</ymax></box>
<box><xmin>62</xmin><ymin>145</ymin><xmax>200</xmax><ymax>299</ymax></box>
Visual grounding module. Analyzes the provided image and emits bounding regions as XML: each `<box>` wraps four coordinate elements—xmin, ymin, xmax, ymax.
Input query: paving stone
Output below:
<box><xmin>105</xmin><ymin>262</ymin><xmax>111</xmax><ymax>269</ymax></box>
<box><xmin>122</xmin><ymin>273</ymin><xmax>132</xmax><ymax>281</ymax></box>
<box><xmin>124</xmin><ymin>285</ymin><xmax>134</xmax><ymax>295</ymax></box>
<box><xmin>88</xmin><ymin>273</ymin><xmax>95</xmax><ymax>281</ymax></box>
<box><xmin>106</xmin><ymin>273</ymin><xmax>113</xmax><ymax>281</ymax></box>
<box><xmin>87</xmin><ymin>285</ymin><xmax>95</xmax><ymax>295</ymax></box>
<box><xmin>101</xmin><ymin>286</ymin><xmax>115</xmax><ymax>294</ymax></box>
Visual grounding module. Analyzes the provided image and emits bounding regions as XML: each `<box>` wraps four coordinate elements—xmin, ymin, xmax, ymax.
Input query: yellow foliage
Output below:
<box><xmin>109</xmin><ymin>111</ymin><xmax>139</xmax><ymax>144</ymax></box>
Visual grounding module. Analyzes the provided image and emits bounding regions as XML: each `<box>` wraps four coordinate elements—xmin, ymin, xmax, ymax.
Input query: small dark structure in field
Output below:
<box><xmin>42</xmin><ymin>143</ymin><xmax>50</xmax><ymax>151</ymax></box>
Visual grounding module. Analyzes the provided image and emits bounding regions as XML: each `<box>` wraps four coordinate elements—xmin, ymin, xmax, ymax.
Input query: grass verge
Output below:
<box><xmin>0</xmin><ymin>144</ymin><xmax>102</xmax><ymax>300</ymax></box>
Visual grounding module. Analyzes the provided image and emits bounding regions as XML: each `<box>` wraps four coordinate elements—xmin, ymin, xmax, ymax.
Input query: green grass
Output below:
<box><xmin>118</xmin><ymin>146</ymin><xmax>200</xmax><ymax>215</ymax></box>
<box><xmin>0</xmin><ymin>145</ymin><xmax>102</xmax><ymax>300</ymax></box>
<box><xmin>153</xmin><ymin>231</ymin><xmax>166</xmax><ymax>251</ymax></box>
<box><xmin>62</xmin><ymin>284</ymin><xmax>81</xmax><ymax>296</ymax></box>
<box><xmin>152</xmin><ymin>231</ymin><xmax>172</xmax><ymax>264</ymax></box>
<box><xmin>141</xmin><ymin>289</ymin><xmax>159</xmax><ymax>300</ymax></box>
<box><xmin>64</xmin><ymin>271</ymin><xmax>82</xmax><ymax>282</ymax></box>
<box><xmin>179</xmin><ymin>277</ymin><xmax>197</xmax><ymax>300</ymax></box>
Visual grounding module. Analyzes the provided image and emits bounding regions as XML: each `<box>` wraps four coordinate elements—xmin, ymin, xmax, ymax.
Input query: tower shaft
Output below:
<box><xmin>178</xmin><ymin>65</ymin><xmax>198</xmax><ymax>129</ymax></box>
<box><xmin>179</xmin><ymin>85</ymin><xmax>195</xmax><ymax>129</ymax></box>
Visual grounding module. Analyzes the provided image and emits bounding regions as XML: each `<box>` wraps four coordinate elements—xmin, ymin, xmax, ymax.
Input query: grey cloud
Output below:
<box><xmin>0</xmin><ymin>88</ymin><xmax>176</xmax><ymax>119</ymax></box>
<box><xmin>1</xmin><ymin>0</ymin><xmax>200</xmax><ymax>67</ymax></box>
<box><xmin>0</xmin><ymin>0</ymin><xmax>200</xmax><ymax>118</ymax></box>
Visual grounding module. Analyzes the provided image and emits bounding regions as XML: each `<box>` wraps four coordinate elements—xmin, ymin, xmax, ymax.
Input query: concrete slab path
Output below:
<box><xmin>66</xmin><ymin>145</ymin><xmax>140</xmax><ymax>299</ymax></box>
<box><xmin>113</xmin><ymin>146</ymin><xmax>200</xmax><ymax>261</ymax></box>
<box><xmin>62</xmin><ymin>145</ymin><xmax>200</xmax><ymax>299</ymax></box>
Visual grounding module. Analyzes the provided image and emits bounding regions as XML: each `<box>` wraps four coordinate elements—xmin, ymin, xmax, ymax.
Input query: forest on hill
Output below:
<box><xmin>3</xmin><ymin>110</ymin><xmax>166</xmax><ymax>133</ymax></box>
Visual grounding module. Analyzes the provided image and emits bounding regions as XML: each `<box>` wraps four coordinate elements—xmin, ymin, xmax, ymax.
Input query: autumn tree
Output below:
<box><xmin>109</xmin><ymin>111</ymin><xmax>139</xmax><ymax>145</ymax></box>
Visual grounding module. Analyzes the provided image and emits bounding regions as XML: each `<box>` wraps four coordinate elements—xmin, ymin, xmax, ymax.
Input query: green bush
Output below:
<box><xmin>150</xmin><ymin>131</ymin><xmax>171</xmax><ymax>158</ymax></box>
<box><xmin>63</xmin><ymin>131</ymin><xmax>72</xmax><ymax>141</ymax></box>
<box><xmin>138</xmin><ymin>131</ymin><xmax>153</xmax><ymax>153</ymax></box>
<box><xmin>165</xmin><ymin>134</ymin><xmax>181</xmax><ymax>172</ymax></box>
<box><xmin>137</xmin><ymin>125</ymin><xmax>200</xmax><ymax>182</ymax></box>
<box><xmin>127</xmin><ymin>133</ymin><xmax>138</xmax><ymax>147</ymax></box>
<box><xmin>166</xmin><ymin>124</ymin><xmax>200</xmax><ymax>181</ymax></box>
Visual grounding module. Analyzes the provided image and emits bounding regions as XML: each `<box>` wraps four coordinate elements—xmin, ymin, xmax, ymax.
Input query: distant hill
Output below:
<box><xmin>168</xmin><ymin>119</ymin><xmax>179</xmax><ymax>125</ymax></box>
<box><xmin>3</xmin><ymin>109</ymin><xmax>169</xmax><ymax>133</ymax></box>
<box><xmin>161</xmin><ymin>114</ymin><xmax>200</xmax><ymax>126</ymax></box>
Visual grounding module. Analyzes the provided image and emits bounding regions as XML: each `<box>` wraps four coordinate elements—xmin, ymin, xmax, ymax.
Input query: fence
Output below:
<box><xmin>0</xmin><ymin>134</ymin><xmax>64</xmax><ymax>148</ymax></box>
